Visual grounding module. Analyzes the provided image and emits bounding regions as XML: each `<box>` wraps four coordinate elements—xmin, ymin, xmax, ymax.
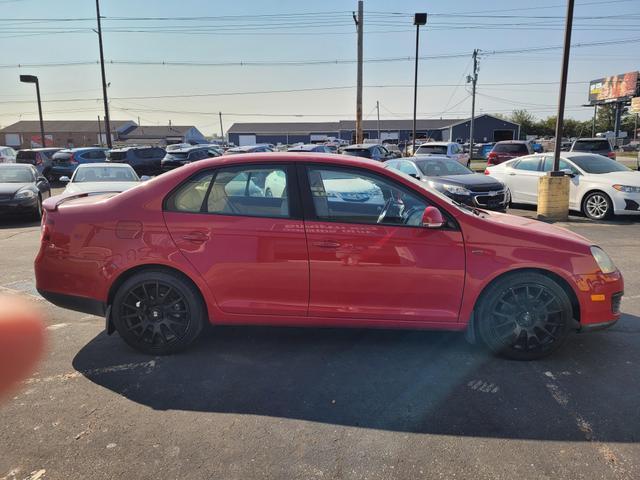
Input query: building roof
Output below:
<box><xmin>0</xmin><ymin>120</ymin><xmax>134</xmax><ymax>134</ymax></box>
<box><xmin>122</xmin><ymin>125</ymin><xmax>195</xmax><ymax>138</ymax></box>
<box><xmin>338</xmin><ymin>119</ymin><xmax>464</xmax><ymax>131</ymax></box>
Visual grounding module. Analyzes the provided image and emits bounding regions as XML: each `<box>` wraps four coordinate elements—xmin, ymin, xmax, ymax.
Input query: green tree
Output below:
<box><xmin>509</xmin><ymin>109</ymin><xmax>537</xmax><ymax>138</ymax></box>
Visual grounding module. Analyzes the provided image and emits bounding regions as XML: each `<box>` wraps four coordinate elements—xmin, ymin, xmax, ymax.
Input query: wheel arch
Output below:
<box><xmin>465</xmin><ymin>267</ymin><xmax>581</xmax><ymax>343</ymax></box>
<box><xmin>106</xmin><ymin>263</ymin><xmax>210</xmax><ymax>334</ymax></box>
<box><xmin>580</xmin><ymin>188</ymin><xmax>612</xmax><ymax>213</ymax></box>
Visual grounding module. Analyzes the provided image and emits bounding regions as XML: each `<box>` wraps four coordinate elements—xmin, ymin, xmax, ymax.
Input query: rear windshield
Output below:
<box><xmin>74</xmin><ymin>166</ymin><xmax>138</xmax><ymax>182</ymax></box>
<box><xmin>414</xmin><ymin>159</ymin><xmax>473</xmax><ymax>176</ymax></box>
<box><xmin>342</xmin><ymin>149</ymin><xmax>372</xmax><ymax>158</ymax></box>
<box><xmin>166</xmin><ymin>152</ymin><xmax>189</xmax><ymax>160</ymax></box>
<box><xmin>570</xmin><ymin>155</ymin><xmax>629</xmax><ymax>174</ymax></box>
<box><xmin>52</xmin><ymin>151</ymin><xmax>72</xmax><ymax>161</ymax></box>
<box><xmin>40</xmin><ymin>150</ymin><xmax>58</xmax><ymax>159</ymax></box>
<box><xmin>572</xmin><ymin>140</ymin><xmax>611</xmax><ymax>152</ymax></box>
<box><xmin>493</xmin><ymin>143</ymin><xmax>528</xmax><ymax>153</ymax></box>
<box><xmin>415</xmin><ymin>145</ymin><xmax>448</xmax><ymax>155</ymax></box>
<box><xmin>16</xmin><ymin>151</ymin><xmax>36</xmax><ymax>160</ymax></box>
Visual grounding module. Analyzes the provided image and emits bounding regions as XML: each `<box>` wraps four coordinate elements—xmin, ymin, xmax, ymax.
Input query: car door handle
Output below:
<box><xmin>312</xmin><ymin>240</ymin><xmax>341</xmax><ymax>249</ymax></box>
<box><xmin>508</xmin><ymin>172</ymin><xmax>516</xmax><ymax>176</ymax></box>
<box><xmin>182</xmin><ymin>232</ymin><xmax>208</xmax><ymax>243</ymax></box>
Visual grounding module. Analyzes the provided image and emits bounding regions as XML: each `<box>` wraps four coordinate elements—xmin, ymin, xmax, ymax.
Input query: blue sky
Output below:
<box><xmin>1</xmin><ymin>0</ymin><xmax>639</xmax><ymax>134</ymax></box>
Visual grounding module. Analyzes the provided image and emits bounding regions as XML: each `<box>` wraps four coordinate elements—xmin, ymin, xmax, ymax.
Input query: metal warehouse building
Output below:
<box><xmin>227</xmin><ymin>114</ymin><xmax>520</xmax><ymax>146</ymax></box>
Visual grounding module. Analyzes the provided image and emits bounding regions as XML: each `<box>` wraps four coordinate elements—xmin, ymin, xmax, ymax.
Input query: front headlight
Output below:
<box><xmin>14</xmin><ymin>190</ymin><xmax>36</xmax><ymax>199</ymax></box>
<box><xmin>439</xmin><ymin>183</ymin><xmax>471</xmax><ymax>196</ymax></box>
<box><xmin>591</xmin><ymin>246</ymin><xmax>617</xmax><ymax>274</ymax></box>
<box><xmin>613</xmin><ymin>184</ymin><xmax>640</xmax><ymax>193</ymax></box>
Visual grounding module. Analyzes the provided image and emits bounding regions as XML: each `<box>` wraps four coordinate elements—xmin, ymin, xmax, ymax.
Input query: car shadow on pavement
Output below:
<box><xmin>0</xmin><ymin>218</ymin><xmax>40</xmax><ymax>229</ymax></box>
<box><xmin>73</xmin><ymin>314</ymin><xmax>640</xmax><ymax>441</ymax></box>
<box><xmin>510</xmin><ymin>203</ymin><xmax>640</xmax><ymax>224</ymax></box>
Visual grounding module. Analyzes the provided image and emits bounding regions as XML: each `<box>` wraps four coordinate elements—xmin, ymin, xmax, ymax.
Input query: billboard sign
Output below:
<box><xmin>30</xmin><ymin>134</ymin><xmax>53</xmax><ymax>148</ymax></box>
<box><xmin>631</xmin><ymin>97</ymin><xmax>640</xmax><ymax>114</ymax></box>
<box><xmin>589</xmin><ymin>71</ymin><xmax>639</xmax><ymax>104</ymax></box>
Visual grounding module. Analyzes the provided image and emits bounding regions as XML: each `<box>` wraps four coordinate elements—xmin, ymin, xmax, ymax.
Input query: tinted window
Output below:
<box><xmin>570</xmin><ymin>155</ymin><xmax>630</xmax><ymax>174</ymax></box>
<box><xmin>165</xmin><ymin>172</ymin><xmax>214</xmax><ymax>213</ymax></box>
<box><xmin>206</xmin><ymin>166</ymin><xmax>289</xmax><ymax>217</ymax></box>
<box><xmin>414</xmin><ymin>158</ymin><xmax>473</xmax><ymax>176</ymax></box>
<box><xmin>415</xmin><ymin>145</ymin><xmax>448</xmax><ymax>155</ymax></box>
<box><xmin>16</xmin><ymin>151</ymin><xmax>36</xmax><ymax>161</ymax></box>
<box><xmin>513</xmin><ymin>158</ymin><xmax>541</xmax><ymax>171</ymax></box>
<box><xmin>494</xmin><ymin>143</ymin><xmax>529</xmax><ymax>154</ymax></box>
<box><xmin>307</xmin><ymin>167</ymin><xmax>427</xmax><ymax>226</ymax></box>
<box><xmin>388</xmin><ymin>161</ymin><xmax>419</xmax><ymax>176</ymax></box>
<box><xmin>572</xmin><ymin>140</ymin><xmax>612</xmax><ymax>152</ymax></box>
<box><xmin>109</xmin><ymin>151</ymin><xmax>128</xmax><ymax>161</ymax></box>
<box><xmin>542</xmin><ymin>157</ymin><xmax>579</xmax><ymax>174</ymax></box>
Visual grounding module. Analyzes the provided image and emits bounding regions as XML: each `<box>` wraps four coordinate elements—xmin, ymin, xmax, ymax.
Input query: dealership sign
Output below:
<box><xmin>589</xmin><ymin>71</ymin><xmax>639</xmax><ymax>105</ymax></box>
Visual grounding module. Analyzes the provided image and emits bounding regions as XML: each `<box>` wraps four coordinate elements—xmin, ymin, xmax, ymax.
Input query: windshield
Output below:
<box><xmin>414</xmin><ymin>158</ymin><xmax>473</xmax><ymax>176</ymax></box>
<box><xmin>0</xmin><ymin>167</ymin><xmax>34</xmax><ymax>183</ymax></box>
<box><xmin>415</xmin><ymin>145</ymin><xmax>448</xmax><ymax>155</ymax></box>
<box><xmin>493</xmin><ymin>143</ymin><xmax>528</xmax><ymax>153</ymax></box>
<box><xmin>569</xmin><ymin>155</ymin><xmax>630</xmax><ymax>174</ymax></box>
<box><xmin>73</xmin><ymin>166</ymin><xmax>139</xmax><ymax>182</ymax></box>
<box><xmin>573</xmin><ymin>140</ymin><xmax>611</xmax><ymax>152</ymax></box>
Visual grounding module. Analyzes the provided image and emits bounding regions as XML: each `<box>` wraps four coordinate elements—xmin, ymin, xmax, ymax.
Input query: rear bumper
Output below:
<box><xmin>37</xmin><ymin>289</ymin><xmax>106</xmax><ymax>317</ymax></box>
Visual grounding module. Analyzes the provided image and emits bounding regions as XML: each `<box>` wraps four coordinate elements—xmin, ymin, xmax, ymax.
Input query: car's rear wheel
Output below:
<box><xmin>32</xmin><ymin>195</ymin><xmax>43</xmax><ymax>221</ymax></box>
<box><xmin>582</xmin><ymin>191</ymin><xmax>612</xmax><ymax>220</ymax></box>
<box><xmin>476</xmin><ymin>272</ymin><xmax>572</xmax><ymax>360</ymax></box>
<box><xmin>112</xmin><ymin>270</ymin><xmax>206</xmax><ymax>355</ymax></box>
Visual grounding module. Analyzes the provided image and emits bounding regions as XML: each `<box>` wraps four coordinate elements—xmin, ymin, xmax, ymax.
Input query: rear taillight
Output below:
<box><xmin>69</xmin><ymin>153</ymin><xmax>78</xmax><ymax>165</ymax></box>
<box><xmin>608</xmin><ymin>151</ymin><xmax>616</xmax><ymax>160</ymax></box>
<box><xmin>484</xmin><ymin>168</ymin><xmax>490</xmax><ymax>175</ymax></box>
<box><xmin>41</xmin><ymin>211</ymin><xmax>53</xmax><ymax>242</ymax></box>
<box><xmin>487</xmin><ymin>152</ymin><xmax>498</xmax><ymax>165</ymax></box>
<box><xmin>35</xmin><ymin>154</ymin><xmax>42</xmax><ymax>166</ymax></box>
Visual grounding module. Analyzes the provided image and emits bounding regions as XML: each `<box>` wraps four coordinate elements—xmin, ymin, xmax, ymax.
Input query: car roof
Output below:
<box><xmin>407</xmin><ymin>155</ymin><xmax>454</xmax><ymax>162</ymax></box>
<box><xmin>574</xmin><ymin>137</ymin><xmax>608</xmax><ymax>141</ymax></box>
<box><xmin>18</xmin><ymin>147</ymin><xmax>60</xmax><ymax>152</ymax></box>
<box><xmin>288</xmin><ymin>144</ymin><xmax>320</xmax><ymax>150</ymax></box>
<box><xmin>344</xmin><ymin>144</ymin><xmax>377</xmax><ymax>149</ymax></box>
<box><xmin>418</xmin><ymin>142</ymin><xmax>453</xmax><ymax>146</ymax></box>
<box><xmin>58</xmin><ymin>147</ymin><xmax>107</xmax><ymax>152</ymax></box>
<box><xmin>495</xmin><ymin>140</ymin><xmax>528</xmax><ymax>144</ymax></box>
<box><xmin>76</xmin><ymin>162</ymin><xmax>133</xmax><ymax>168</ymax></box>
<box><xmin>0</xmin><ymin>163</ymin><xmax>34</xmax><ymax>170</ymax></box>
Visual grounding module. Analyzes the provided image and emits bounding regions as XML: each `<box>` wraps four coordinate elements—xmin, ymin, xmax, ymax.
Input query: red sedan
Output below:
<box><xmin>35</xmin><ymin>153</ymin><xmax>623</xmax><ymax>360</ymax></box>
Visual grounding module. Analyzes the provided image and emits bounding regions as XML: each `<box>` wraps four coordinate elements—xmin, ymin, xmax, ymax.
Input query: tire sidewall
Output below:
<box><xmin>477</xmin><ymin>272</ymin><xmax>573</xmax><ymax>360</ymax></box>
<box><xmin>112</xmin><ymin>270</ymin><xmax>205</xmax><ymax>355</ymax></box>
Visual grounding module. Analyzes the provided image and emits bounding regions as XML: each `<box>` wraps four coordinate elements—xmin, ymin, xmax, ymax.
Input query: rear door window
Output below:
<box><xmin>512</xmin><ymin>157</ymin><xmax>542</xmax><ymax>171</ymax></box>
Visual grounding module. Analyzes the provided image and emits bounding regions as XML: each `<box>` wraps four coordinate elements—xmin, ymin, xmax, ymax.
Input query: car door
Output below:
<box><xmin>163</xmin><ymin>164</ymin><xmax>309</xmax><ymax>316</ymax></box>
<box><xmin>300</xmin><ymin>164</ymin><xmax>465</xmax><ymax>323</ymax></box>
<box><xmin>507</xmin><ymin>156</ymin><xmax>544</xmax><ymax>204</ymax></box>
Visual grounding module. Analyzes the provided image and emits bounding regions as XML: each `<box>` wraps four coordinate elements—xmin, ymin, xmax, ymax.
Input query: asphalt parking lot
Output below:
<box><xmin>1</xmin><ymin>192</ymin><xmax>639</xmax><ymax>480</ymax></box>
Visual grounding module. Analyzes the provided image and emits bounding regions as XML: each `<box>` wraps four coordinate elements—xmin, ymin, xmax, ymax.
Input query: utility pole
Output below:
<box><xmin>376</xmin><ymin>101</ymin><xmax>380</xmax><ymax>141</ymax></box>
<box><xmin>468</xmin><ymin>49</ymin><xmax>480</xmax><ymax>164</ymax></box>
<box><xmin>97</xmin><ymin>115</ymin><xmax>103</xmax><ymax>147</ymax></box>
<box><xmin>592</xmin><ymin>104</ymin><xmax>597</xmax><ymax>137</ymax></box>
<box><xmin>412</xmin><ymin>13</ymin><xmax>427</xmax><ymax>156</ymax></box>
<box><xmin>95</xmin><ymin>0</ymin><xmax>112</xmax><ymax>148</ymax></box>
<box><xmin>219</xmin><ymin>112</ymin><xmax>224</xmax><ymax>143</ymax></box>
<box><xmin>354</xmin><ymin>1</ymin><xmax>363</xmax><ymax>144</ymax></box>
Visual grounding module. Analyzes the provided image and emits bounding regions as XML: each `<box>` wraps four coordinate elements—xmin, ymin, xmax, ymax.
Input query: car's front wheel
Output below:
<box><xmin>112</xmin><ymin>270</ymin><xmax>206</xmax><ymax>355</ymax></box>
<box><xmin>476</xmin><ymin>272</ymin><xmax>572</xmax><ymax>360</ymax></box>
<box><xmin>582</xmin><ymin>191</ymin><xmax>613</xmax><ymax>220</ymax></box>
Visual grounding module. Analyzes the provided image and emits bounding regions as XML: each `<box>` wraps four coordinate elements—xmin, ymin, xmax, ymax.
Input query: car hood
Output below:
<box><xmin>584</xmin><ymin>170</ymin><xmax>640</xmax><ymax>185</ymax></box>
<box><xmin>478</xmin><ymin>210</ymin><xmax>590</xmax><ymax>245</ymax></box>
<box><xmin>0</xmin><ymin>183</ymin><xmax>31</xmax><ymax>195</ymax></box>
<box><xmin>427</xmin><ymin>174</ymin><xmax>504</xmax><ymax>189</ymax></box>
<box><xmin>63</xmin><ymin>182</ymin><xmax>139</xmax><ymax>195</ymax></box>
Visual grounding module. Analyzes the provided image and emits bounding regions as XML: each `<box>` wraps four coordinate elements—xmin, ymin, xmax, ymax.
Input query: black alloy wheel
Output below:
<box><xmin>112</xmin><ymin>270</ymin><xmax>205</xmax><ymax>355</ymax></box>
<box><xmin>477</xmin><ymin>273</ymin><xmax>572</xmax><ymax>360</ymax></box>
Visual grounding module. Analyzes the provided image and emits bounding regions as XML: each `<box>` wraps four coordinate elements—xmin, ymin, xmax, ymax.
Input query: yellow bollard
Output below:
<box><xmin>537</xmin><ymin>173</ymin><xmax>570</xmax><ymax>222</ymax></box>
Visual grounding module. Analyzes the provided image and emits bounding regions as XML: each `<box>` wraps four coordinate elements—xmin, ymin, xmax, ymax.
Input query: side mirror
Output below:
<box><xmin>140</xmin><ymin>175</ymin><xmax>151</xmax><ymax>182</ymax></box>
<box><xmin>560</xmin><ymin>168</ymin><xmax>575</xmax><ymax>178</ymax></box>
<box><xmin>37</xmin><ymin>176</ymin><xmax>47</xmax><ymax>183</ymax></box>
<box><xmin>59</xmin><ymin>176</ymin><xmax>70</xmax><ymax>183</ymax></box>
<box><xmin>408</xmin><ymin>173</ymin><xmax>419</xmax><ymax>179</ymax></box>
<box><xmin>421</xmin><ymin>206</ymin><xmax>445</xmax><ymax>229</ymax></box>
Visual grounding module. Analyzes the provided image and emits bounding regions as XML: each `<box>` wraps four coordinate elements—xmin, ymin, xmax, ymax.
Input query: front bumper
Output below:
<box><xmin>0</xmin><ymin>196</ymin><xmax>39</xmax><ymax>215</ymax></box>
<box><xmin>574</xmin><ymin>270</ymin><xmax>623</xmax><ymax>328</ymax></box>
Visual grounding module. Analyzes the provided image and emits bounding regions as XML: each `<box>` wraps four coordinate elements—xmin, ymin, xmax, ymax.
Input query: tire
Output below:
<box><xmin>476</xmin><ymin>272</ymin><xmax>573</xmax><ymax>360</ymax></box>
<box><xmin>582</xmin><ymin>191</ymin><xmax>613</xmax><ymax>220</ymax></box>
<box><xmin>112</xmin><ymin>270</ymin><xmax>206</xmax><ymax>355</ymax></box>
<box><xmin>32</xmin><ymin>195</ymin><xmax>43</xmax><ymax>221</ymax></box>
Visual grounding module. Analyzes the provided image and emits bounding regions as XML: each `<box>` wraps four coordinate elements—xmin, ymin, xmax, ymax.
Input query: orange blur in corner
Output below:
<box><xmin>0</xmin><ymin>295</ymin><xmax>46</xmax><ymax>400</ymax></box>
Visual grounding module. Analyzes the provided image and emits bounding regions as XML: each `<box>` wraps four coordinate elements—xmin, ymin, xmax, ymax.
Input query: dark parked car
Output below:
<box><xmin>487</xmin><ymin>140</ymin><xmax>533</xmax><ymax>165</ymax></box>
<box><xmin>386</xmin><ymin>156</ymin><xmax>509</xmax><ymax>211</ymax></box>
<box><xmin>224</xmin><ymin>144</ymin><xmax>275</xmax><ymax>155</ymax></box>
<box><xmin>16</xmin><ymin>148</ymin><xmax>61</xmax><ymax>177</ymax></box>
<box><xmin>0</xmin><ymin>164</ymin><xmax>51</xmax><ymax>220</ymax></box>
<box><xmin>107</xmin><ymin>146</ymin><xmax>166</xmax><ymax>176</ymax></box>
<box><xmin>161</xmin><ymin>146</ymin><xmax>221</xmax><ymax>172</ymax></box>
<box><xmin>49</xmin><ymin>147</ymin><xmax>108</xmax><ymax>181</ymax></box>
<box><xmin>341</xmin><ymin>144</ymin><xmax>394</xmax><ymax>161</ymax></box>
<box><xmin>570</xmin><ymin>138</ymin><xmax>616</xmax><ymax>159</ymax></box>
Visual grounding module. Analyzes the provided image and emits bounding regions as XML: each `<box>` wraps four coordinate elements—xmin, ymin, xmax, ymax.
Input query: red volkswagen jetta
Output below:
<box><xmin>35</xmin><ymin>153</ymin><xmax>623</xmax><ymax>359</ymax></box>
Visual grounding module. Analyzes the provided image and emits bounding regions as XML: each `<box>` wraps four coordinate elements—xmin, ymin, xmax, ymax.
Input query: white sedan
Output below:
<box><xmin>413</xmin><ymin>142</ymin><xmax>470</xmax><ymax>166</ymax></box>
<box><xmin>485</xmin><ymin>152</ymin><xmax>640</xmax><ymax>220</ymax></box>
<box><xmin>60</xmin><ymin>163</ymin><xmax>143</xmax><ymax>195</ymax></box>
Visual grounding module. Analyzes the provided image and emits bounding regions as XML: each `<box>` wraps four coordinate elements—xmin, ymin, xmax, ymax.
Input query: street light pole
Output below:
<box><xmin>412</xmin><ymin>13</ymin><xmax>427</xmax><ymax>156</ymax></box>
<box><xmin>376</xmin><ymin>101</ymin><xmax>380</xmax><ymax>141</ymax></box>
<box><xmin>95</xmin><ymin>0</ymin><xmax>112</xmax><ymax>149</ymax></box>
<box><xmin>468</xmin><ymin>49</ymin><xmax>479</xmax><ymax>164</ymax></box>
<box><xmin>19</xmin><ymin>75</ymin><xmax>46</xmax><ymax>148</ymax></box>
<box><xmin>354</xmin><ymin>0</ymin><xmax>364</xmax><ymax>144</ymax></box>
